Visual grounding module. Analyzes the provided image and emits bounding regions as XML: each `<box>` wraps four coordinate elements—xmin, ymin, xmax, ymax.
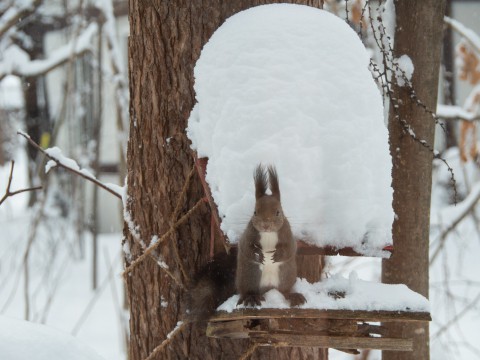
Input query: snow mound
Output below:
<box><xmin>0</xmin><ymin>316</ymin><xmax>105</xmax><ymax>360</ymax></box>
<box><xmin>187</xmin><ymin>4</ymin><xmax>393</xmax><ymax>254</ymax></box>
<box><xmin>218</xmin><ymin>273</ymin><xmax>430</xmax><ymax>313</ymax></box>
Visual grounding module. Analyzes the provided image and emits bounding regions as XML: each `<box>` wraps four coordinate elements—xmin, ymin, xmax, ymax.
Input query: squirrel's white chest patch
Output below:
<box><xmin>259</xmin><ymin>232</ymin><xmax>281</xmax><ymax>288</ymax></box>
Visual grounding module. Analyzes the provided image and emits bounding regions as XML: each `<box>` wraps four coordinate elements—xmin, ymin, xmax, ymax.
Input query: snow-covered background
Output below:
<box><xmin>2</xmin><ymin>1</ymin><xmax>480</xmax><ymax>360</ymax></box>
<box><xmin>0</xmin><ymin>150</ymin><xmax>126</xmax><ymax>360</ymax></box>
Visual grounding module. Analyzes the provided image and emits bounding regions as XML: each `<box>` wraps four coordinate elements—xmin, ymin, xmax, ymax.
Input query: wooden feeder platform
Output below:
<box><xmin>207</xmin><ymin>308</ymin><xmax>431</xmax><ymax>352</ymax></box>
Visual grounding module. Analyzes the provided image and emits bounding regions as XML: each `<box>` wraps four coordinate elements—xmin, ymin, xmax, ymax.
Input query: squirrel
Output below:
<box><xmin>187</xmin><ymin>164</ymin><xmax>305</xmax><ymax>321</ymax></box>
<box><xmin>236</xmin><ymin>164</ymin><xmax>305</xmax><ymax>307</ymax></box>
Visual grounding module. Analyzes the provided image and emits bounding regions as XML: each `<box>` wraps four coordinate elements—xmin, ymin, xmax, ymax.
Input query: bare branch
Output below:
<box><xmin>0</xmin><ymin>160</ymin><xmax>42</xmax><ymax>207</ymax></box>
<box><xmin>433</xmin><ymin>291</ymin><xmax>480</xmax><ymax>338</ymax></box>
<box><xmin>430</xmin><ymin>183</ymin><xmax>480</xmax><ymax>265</ymax></box>
<box><xmin>17</xmin><ymin>131</ymin><xmax>122</xmax><ymax>200</ymax></box>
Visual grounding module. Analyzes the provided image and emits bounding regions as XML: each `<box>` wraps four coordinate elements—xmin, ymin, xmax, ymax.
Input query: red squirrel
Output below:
<box><xmin>188</xmin><ymin>164</ymin><xmax>304</xmax><ymax>321</ymax></box>
<box><xmin>236</xmin><ymin>165</ymin><xmax>305</xmax><ymax>307</ymax></box>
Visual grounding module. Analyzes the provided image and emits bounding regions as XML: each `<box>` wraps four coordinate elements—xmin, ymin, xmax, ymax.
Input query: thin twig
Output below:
<box><xmin>143</xmin><ymin>321</ymin><xmax>187</xmax><ymax>360</ymax></box>
<box><xmin>123</xmin><ymin>198</ymin><xmax>206</xmax><ymax>276</ymax></box>
<box><xmin>433</xmin><ymin>291</ymin><xmax>480</xmax><ymax>338</ymax></box>
<box><xmin>430</xmin><ymin>185</ymin><xmax>480</xmax><ymax>265</ymax></box>
<box><xmin>103</xmin><ymin>249</ymin><xmax>129</xmax><ymax>353</ymax></box>
<box><xmin>17</xmin><ymin>131</ymin><xmax>122</xmax><ymax>199</ymax></box>
<box><xmin>169</xmin><ymin>165</ymin><xmax>197</xmax><ymax>283</ymax></box>
<box><xmin>71</xmin><ymin>253</ymin><xmax>121</xmax><ymax>335</ymax></box>
<box><xmin>0</xmin><ymin>160</ymin><xmax>42</xmax><ymax>206</ymax></box>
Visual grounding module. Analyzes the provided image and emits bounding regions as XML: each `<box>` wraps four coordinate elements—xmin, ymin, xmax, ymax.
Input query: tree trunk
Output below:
<box><xmin>22</xmin><ymin>22</ymin><xmax>51</xmax><ymax>206</ymax></box>
<box><xmin>382</xmin><ymin>1</ymin><xmax>446</xmax><ymax>360</ymax></box>
<box><xmin>125</xmin><ymin>1</ymin><xmax>326</xmax><ymax>359</ymax></box>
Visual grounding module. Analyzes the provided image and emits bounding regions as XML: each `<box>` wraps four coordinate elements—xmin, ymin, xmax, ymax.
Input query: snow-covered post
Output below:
<box><xmin>382</xmin><ymin>1</ymin><xmax>447</xmax><ymax>360</ymax></box>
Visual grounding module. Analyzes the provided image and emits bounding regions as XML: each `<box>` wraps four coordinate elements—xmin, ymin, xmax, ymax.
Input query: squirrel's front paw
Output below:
<box><xmin>272</xmin><ymin>248</ymin><xmax>286</xmax><ymax>263</ymax></box>
<box><xmin>252</xmin><ymin>244</ymin><xmax>264</xmax><ymax>264</ymax></box>
<box><xmin>237</xmin><ymin>294</ymin><xmax>265</xmax><ymax>307</ymax></box>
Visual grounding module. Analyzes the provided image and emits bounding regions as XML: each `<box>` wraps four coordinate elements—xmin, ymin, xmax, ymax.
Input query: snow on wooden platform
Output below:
<box><xmin>209</xmin><ymin>274</ymin><xmax>430</xmax><ymax>351</ymax></box>
<box><xmin>217</xmin><ymin>273</ymin><xmax>430</xmax><ymax>314</ymax></box>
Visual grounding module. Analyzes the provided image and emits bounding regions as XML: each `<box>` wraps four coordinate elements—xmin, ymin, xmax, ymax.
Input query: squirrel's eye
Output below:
<box><xmin>276</xmin><ymin>210</ymin><xmax>280</xmax><ymax>216</ymax></box>
<box><xmin>254</xmin><ymin>211</ymin><xmax>257</xmax><ymax>216</ymax></box>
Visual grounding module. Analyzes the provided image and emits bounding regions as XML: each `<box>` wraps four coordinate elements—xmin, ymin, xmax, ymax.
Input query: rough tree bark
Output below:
<box><xmin>382</xmin><ymin>1</ymin><xmax>447</xmax><ymax>360</ymax></box>
<box><xmin>125</xmin><ymin>1</ymin><xmax>326</xmax><ymax>360</ymax></box>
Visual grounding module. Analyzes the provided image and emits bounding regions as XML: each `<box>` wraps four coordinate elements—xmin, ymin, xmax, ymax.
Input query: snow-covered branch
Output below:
<box><xmin>436</xmin><ymin>104</ymin><xmax>480</xmax><ymax>122</ymax></box>
<box><xmin>0</xmin><ymin>0</ymin><xmax>42</xmax><ymax>39</ymax></box>
<box><xmin>17</xmin><ymin>131</ymin><xmax>122</xmax><ymax>200</ymax></box>
<box><xmin>0</xmin><ymin>23</ymin><xmax>98</xmax><ymax>81</ymax></box>
<box><xmin>444</xmin><ymin>16</ymin><xmax>480</xmax><ymax>53</ymax></box>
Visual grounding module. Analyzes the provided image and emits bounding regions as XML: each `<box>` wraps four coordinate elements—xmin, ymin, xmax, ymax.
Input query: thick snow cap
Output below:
<box><xmin>187</xmin><ymin>4</ymin><xmax>393</xmax><ymax>255</ymax></box>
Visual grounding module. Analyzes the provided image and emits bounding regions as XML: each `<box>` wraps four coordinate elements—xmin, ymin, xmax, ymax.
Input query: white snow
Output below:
<box><xmin>0</xmin><ymin>202</ymin><xmax>126</xmax><ymax>360</ymax></box>
<box><xmin>0</xmin><ymin>316</ymin><xmax>106</xmax><ymax>360</ymax></box>
<box><xmin>395</xmin><ymin>54</ymin><xmax>414</xmax><ymax>86</ymax></box>
<box><xmin>0</xmin><ymin>23</ymin><xmax>98</xmax><ymax>79</ymax></box>
<box><xmin>166</xmin><ymin>321</ymin><xmax>184</xmax><ymax>339</ymax></box>
<box><xmin>45</xmin><ymin>147</ymin><xmax>81</xmax><ymax>171</ymax></box>
<box><xmin>156</xmin><ymin>257</ymin><xmax>169</xmax><ymax>270</ymax></box>
<box><xmin>0</xmin><ymin>75</ymin><xmax>24</xmax><ymax>109</ymax></box>
<box><xmin>45</xmin><ymin>159</ymin><xmax>57</xmax><ymax>173</ymax></box>
<box><xmin>218</xmin><ymin>273</ymin><xmax>429</xmax><ymax>313</ymax></box>
<box><xmin>187</xmin><ymin>4</ymin><xmax>394</xmax><ymax>255</ymax></box>
<box><xmin>383</xmin><ymin>0</ymin><xmax>396</xmax><ymax>45</ymax></box>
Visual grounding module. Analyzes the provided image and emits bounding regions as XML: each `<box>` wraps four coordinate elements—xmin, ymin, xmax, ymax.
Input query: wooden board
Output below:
<box><xmin>209</xmin><ymin>308</ymin><xmax>431</xmax><ymax>322</ymax></box>
<box><xmin>252</xmin><ymin>334</ymin><xmax>413</xmax><ymax>351</ymax></box>
<box><xmin>206</xmin><ymin>310</ymin><xmax>425</xmax><ymax>352</ymax></box>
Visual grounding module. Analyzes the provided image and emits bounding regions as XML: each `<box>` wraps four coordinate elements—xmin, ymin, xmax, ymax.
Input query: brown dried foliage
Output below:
<box><xmin>457</xmin><ymin>43</ymin><xmax>480</xmax><ymax>162</ymax></box>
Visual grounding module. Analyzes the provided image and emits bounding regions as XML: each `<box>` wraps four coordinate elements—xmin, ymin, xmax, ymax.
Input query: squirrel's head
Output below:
<box><xmin>252</xmin><ymin>164</ymin><xmax>284</xmax><ymax>232</ymax></box>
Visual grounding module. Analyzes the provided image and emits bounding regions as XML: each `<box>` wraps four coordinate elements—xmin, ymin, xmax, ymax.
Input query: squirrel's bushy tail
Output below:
<box><xmin>187</xmin><ymin>250</ymin><xmax>236</xmax><ymax>322</ymax></box>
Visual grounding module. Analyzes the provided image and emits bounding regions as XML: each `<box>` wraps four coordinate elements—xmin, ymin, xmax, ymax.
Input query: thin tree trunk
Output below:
<box><xmin>382</xmin><ymin>1</ymin><xmax>446</xmax><ymax>360</ymax></box>
<box><xmin>91</xmin><ymin>23</ymin><xmax>104</xmax><ymax>290</ymax></box>
<box><xmin>442</xmin><ymin>0</ymin><xmax>457</xmax><ymax>149</ymax></box>
<box><xmin>125</xmin><ymin>1</ymin><xmax>326</xmax><ymax>359</ymax></box>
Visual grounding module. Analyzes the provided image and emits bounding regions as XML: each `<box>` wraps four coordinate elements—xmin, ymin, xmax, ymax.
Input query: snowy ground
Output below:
<box><xmin>0</xmin><ymin>152</ymin><xmax>126</xmax><ymax>360</ymax></box>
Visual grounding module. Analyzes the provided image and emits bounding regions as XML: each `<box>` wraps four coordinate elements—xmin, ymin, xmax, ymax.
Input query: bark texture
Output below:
<box><xmin>126</xmin><ymin>1</ymin><xmax>326</xmax><ymax>359</ymax></box>
<box><xmin>382</xmin><ymin>1</ymin><xmax>447</xmax><ymax>360</ymax></box>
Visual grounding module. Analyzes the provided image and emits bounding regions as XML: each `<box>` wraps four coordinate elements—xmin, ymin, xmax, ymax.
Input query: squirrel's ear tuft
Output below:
<box><xmin>268</xmin><ymin>165</ymin><xmax>280</xmax><ymax>201</ymax></box>
<box><xmin>254</xmin><ymin>164</ymin><xmax>267</xmax><ymax>199</ymax></box>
